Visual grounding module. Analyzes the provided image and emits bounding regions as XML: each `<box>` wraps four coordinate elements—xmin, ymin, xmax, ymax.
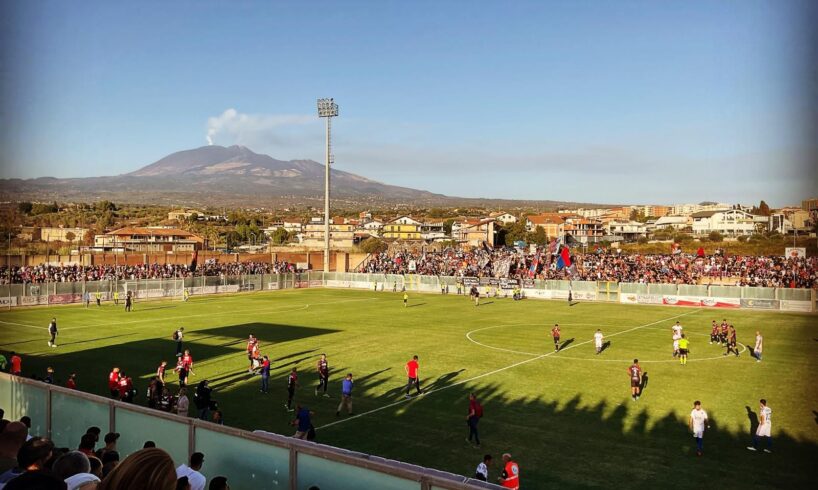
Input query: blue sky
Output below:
<box><xmin>1</xmin><ymin>0</ymin><xmax>814</xmax><ymax>206</ymax></box>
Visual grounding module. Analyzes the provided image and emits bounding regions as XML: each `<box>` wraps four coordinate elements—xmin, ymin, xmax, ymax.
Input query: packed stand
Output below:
<box><xmin>360</xmin><ymin>249</ymin><xmax>818</xmax><ymax>288</ymax></box>
<box><xmin>0</xmin><ymin>261</ymin><xmax>297</xmax><ymax>285</ymax></box>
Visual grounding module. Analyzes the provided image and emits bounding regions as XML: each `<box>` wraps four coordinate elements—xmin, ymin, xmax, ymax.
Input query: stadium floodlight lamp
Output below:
<box><xmin>317</xmin><ymin>98</ymin><xmax>339</xmax><ymax>118</ymax></box>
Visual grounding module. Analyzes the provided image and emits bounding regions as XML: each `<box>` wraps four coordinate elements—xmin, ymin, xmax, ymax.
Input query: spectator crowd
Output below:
<box><xmin>360</xmin><ymin>249</ymin><xmax>818</xmax><ymax>288</ymax></box>
<box><xmin>0</xmin><ymin>410</ymin><xmax>231</xmax><ymax>490</ymax></box>
<box><xmin>0</xmin><ymin>261</ymin><xmax>297</xmax><ymax>285</ymax></box>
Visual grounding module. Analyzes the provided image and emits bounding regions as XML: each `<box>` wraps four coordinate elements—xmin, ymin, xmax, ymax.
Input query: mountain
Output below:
<box><xmin>0</xmin><ymin>145</ymin><xmax>608</xmax><ymax>208</ymax></box>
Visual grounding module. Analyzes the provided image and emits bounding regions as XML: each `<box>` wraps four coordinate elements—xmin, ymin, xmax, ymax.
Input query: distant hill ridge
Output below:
<box><xmin>0</xmin><ymin>145</ymin><xmax>610</xmax><ymax>208</ymax></box>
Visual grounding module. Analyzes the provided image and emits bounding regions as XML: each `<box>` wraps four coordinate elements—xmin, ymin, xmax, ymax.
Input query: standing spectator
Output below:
<box><xmin>47</xmin><ymin>318</ymin><xmax>58</xmax><ymax>348</ymax></box>
<box><xmin>124</xmin><ymin>291</ymin><xmax>132</xmax><ymax>312</ymax></box>
<box><xmin>336</xmin><ymin>373</ymin><xmax>354</xmax><ymax>417</ymax></box>
<box><xmin>66</xmin><ymin>373</ymin><xmax>77</xmax><ymax>390</ymax></box>
<box><xmin>10</xmin><ymin>352</ymin><xmax>21</xmax><ymax>376</ymax></box>
<box><xmin>99</xmin><ymin>447</ymin><xmax>177</xmax><ymax>490</ymax></box>
<box><xmin>466</xmin><ymin>393</ymin><xmax>482</xmax><ymax>447</ymax></box>
<box><xmin>173</xmin><ymin>328</ymin><xmax>185</xmax><ymax>357</ymax></box>
<box><xmin>208</xmin><ymin>476</ymin><xmax>229</xmax><ymax>490</ymax></box>
<box><xmin>211</xmin><ymin>410</ymin><xmax>224</xmax><ymax>426</ymax></box>
<box><xmin>194</xmin><ymin>380</ymin><xmax>212</xmax><ymax>420</ymax></box>
<box><xmin>404</xmin><ymin>355</ymin><xmax>422</xmax><ymax>399</ymax></box>
<box><xmin>101</xmin><ymin>450</ymin><xmax>120</xmax><ymax>478</ymax></box>
<box><xmin>88</xmin><ymin>456</ymin><xmax>102</xmax><ymax>480</ymax></box>
<box><xmin>157</xmin><ymin>361</ymin><xmax>168</xmax><ymax>391</ymax></box>
<box><xmin>77</xmin><ymin>434</ymin><xmax>96</xmax><ymax>458</ymax></box>
<box><xmin>245</xmin><ymin>335</ymin><xmax>257</xmax><ymax>373</ymax></box>
<box><xmin>0</xmin><ymin>437</ymin><xmax>55</xmax><ymax>486</ymax></box>
<box><xmin>52</xmin><ymin>450</ymin><xmax>91</xmax><ymax>481</ymax></box>
<box><xmin>315</xmin><ymin>354</ymin><xmax>329</xmax><ymax>397</ymax></box>
<box><xmin>175</xmin><ymin>452</ymin><xmax>206</xmax><ymax>490</ymax></box>
<box><xmin>95</xmin><ymin>433</ymin><xmax>119</xmax><ymax>460</ymax></box>
<box><xmin>689</xmin><ymin>401</ymin><xmax>709</xmax><ymax>457</ymax></box>
<box><xmin>177</xmin><ymin>388</ymin><xmax>190</xmax><ymax>417</ymax></box>
<box><xmin>177</xmin><ymin>476</ymin><xmax>191</xmax><ymax>490</ymax></box>
<box><xmin>18</xmin><ymin>417</ymin><xmax>32</xmax><ymax>441</ymax></box>
<box><xmin>753</xmin><ymin>331</ymin><xmax>763</xmax><ymax>362</ymax></box>
<box><xmin>285</xmin><ymin>368</ymin><xmax>298</xmax><ymax>412</ymax></box>
<box><xmin>292</xmin><ymin>406</ymin><xmax>314</xmax><ymax>440</ymax></box>
<box><xmin>748</xmin><ymin>399</ymin><xmax>773</xmax><ymax>453</ymax></box>
<box><xmin>259</xmin><ymin>356</ymin><xmax>270</xmax><ymax>394</ymax></box>
<box><xmin>474</xmin><ymin>454</ymin><xmax>492</xmax><ymax>482</ymax></box>
<box><xmin>496</xmin><ymin>453</ymin><xmax>520</xmax><ymax>489</ymax></box>
<box><xmin>0</xmin><ymin>352</ymin><xmax>7</xmax><ymax>372</ymax></box>
<box><xmin>84</xmin><ymin>292</ymin><xmax>90</xmax><ymax>308</ymax></box>
<box><xmin>45</xmin><ymin>367</ymin><xmax>55</xmax><ymax>384</ymax></box>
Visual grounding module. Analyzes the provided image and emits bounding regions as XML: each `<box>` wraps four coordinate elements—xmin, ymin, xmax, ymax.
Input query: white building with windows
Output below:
<box><xmin>691</xmin><ymin>210</ymin><xmax>759</xmax><ymax>236</ymax></box>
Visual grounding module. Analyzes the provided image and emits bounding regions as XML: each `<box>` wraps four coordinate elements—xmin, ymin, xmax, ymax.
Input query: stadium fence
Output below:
<box><xmin>0</xmin><ymin>372</ymin><xmax>499</xmax><ymax>490</ymax></box>
<box><xmin>0</xmin><ymin>272</ymin><xmax>814</xmax><ymax>312</ymax></box>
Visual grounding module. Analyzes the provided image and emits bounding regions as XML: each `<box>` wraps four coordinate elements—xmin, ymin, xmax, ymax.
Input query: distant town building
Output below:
<box><xmin>300</xmin><ymin>218</ymin><xmax>355</xmax><ymax>248</ymax></box>
<box><xmin>452</xmin><ymin>218</ymin><xmax>496</xmax><ymax>248</ymax></box>
<box><xmin>489</xmin><ymin>212</ymin><xmax>518</xmax><ymax>225</ymax></box>
<box><xmin>90</xmin><ymin>227</ymin><xmax>204</xmax><ymax>252</ymax></box>
<box><xmin>691</xmin><ymin>210</ymin><xmax>760</xmax><ymax>236</ymax></box>
<box><xmin>40</xmin><ymin>227</ymin><xmax>89</xmax><ymax>243</ymax></box>
<box><xmin>167</xmin><ymin>209</ymin><xmax>200</xmax><ymax>221</ymax></box>
<box><xmin>382</xmin><ymin>216</ymin><xmax>423</xmax><ymax>240</ymax></box>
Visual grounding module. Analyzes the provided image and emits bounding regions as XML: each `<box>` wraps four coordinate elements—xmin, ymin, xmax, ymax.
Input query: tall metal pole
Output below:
<box><xmin>324</xmin><ymin>115</ymin><xmax>331</xmax><ymax>273</ymax></box>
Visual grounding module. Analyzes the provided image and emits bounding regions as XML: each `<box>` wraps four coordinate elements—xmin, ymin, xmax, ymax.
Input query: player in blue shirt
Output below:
<box><xmin>336</xmin><ymin>373</ymin><xmax>354</xmax><ymax>416</ymax></box>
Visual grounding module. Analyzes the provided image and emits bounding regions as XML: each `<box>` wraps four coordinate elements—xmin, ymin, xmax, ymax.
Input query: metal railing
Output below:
<box><xmin>0</xmin><ymin>373</ymin><xmax>498</xmax><ymax>490</ymax></box>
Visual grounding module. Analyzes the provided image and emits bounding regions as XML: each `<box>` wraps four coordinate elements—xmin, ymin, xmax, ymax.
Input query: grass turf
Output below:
<box><xmin>1</xmin><ymin>288</ymin><xmax>816</xmax><ymax>489</ymax></box>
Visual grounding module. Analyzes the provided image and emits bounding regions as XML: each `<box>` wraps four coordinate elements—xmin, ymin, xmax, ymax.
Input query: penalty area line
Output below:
<box><xmin>317</xmin><ymin>308</ymin><xmax>701</xmax><ymax>430</ymax></box>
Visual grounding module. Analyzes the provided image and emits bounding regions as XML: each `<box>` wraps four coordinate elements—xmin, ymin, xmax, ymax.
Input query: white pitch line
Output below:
<box><xmin>59</xmin><ymin>297</ymin><xmax>379</xmax><ymax>331</ymax></box>
<box><xmin>317</xmin><ymin>309</ymin><xmax>701</xmax><ymax>430</ymax></box>
<box><xmin>0</xmin><ymin>319</ymin><xmax>47</xmax><ymax>330</ymax></box>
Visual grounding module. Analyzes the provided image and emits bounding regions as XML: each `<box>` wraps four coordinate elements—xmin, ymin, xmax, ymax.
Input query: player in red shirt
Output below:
<box><xmin>627</xmin><ymin>359</ymin><xmax>642</xmax><ymax>401</ymax></box>
<box><xmin>720</xmin><ymin>320</ymin><xmax>729</xmax><ymax>345</ymax></box>
<box><xmin>108</xmin><ymin>367</ymin><xmax>121</xmax><ymax>398</ymax></box>
<box><xmin>246</xmin><ymin>335</ymin><xmax>257</xmax><ymax>372</ymax></box>
<box><xmin>118</xmin><ymin>373</ymin><xmax>134</xmax><ymax>402</ymax></box>
<box><xmin>710</xmin><ymin>320</ymin><xmax>719</xmax><ymax>344</ymax></box>
<box><xmin>66</xmin><ymin>373</ymin><xmax>77</xmax><ymax>390</ymax></box>
<box><xmin>10</xmin><ymin>352</ymin><xmax>22</xmax><ymax>375</ymax></box>
<box><xmin>551</xmin><ymin>324</ymin><xmax>561</xmax><ymax>352</ymax></box>
<box><xmin>179</xmin><ymin>349</ymin><xmax>194</xmax><ymax>386</ymax></box>
<box><xmin>405</xmin><ymin>355</ymin><xmax>422</xmax><ymax>399</ymax></box>
<box><xmin>285</xmin><ymin>367</ymin><xmax>299</xmax><ymax>412</ymax></box>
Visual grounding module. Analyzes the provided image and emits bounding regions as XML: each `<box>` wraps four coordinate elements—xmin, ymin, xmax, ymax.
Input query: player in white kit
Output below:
<box><xmin>594</xmin><ymin>329</ymin><xmax>604</xmax><ymax>355</ymax></box>
<box><xmin>671</xmin><ymin>322</ymin><xmax>683</xmax><ymax>357</ymax></box>
<box><xmin>753</xmin><ymin>331</ymin><xmax>763</xmax><ymax>362</ymax></box>
<box><xmin>689</xmin><ymin>400</ymin><xmax>709</xmax><ymax>456</ymax></box>
<box><xmin>747</xmin><ymin>399</ymin><xmax>772</xmax><ymax>453</ymax></box>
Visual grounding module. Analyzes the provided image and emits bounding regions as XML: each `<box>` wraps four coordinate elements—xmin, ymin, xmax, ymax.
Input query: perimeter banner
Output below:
<box><xmin>740</xmin><ymin>299</ymin><xmax>780</xmax><ymax>310</ymax></box>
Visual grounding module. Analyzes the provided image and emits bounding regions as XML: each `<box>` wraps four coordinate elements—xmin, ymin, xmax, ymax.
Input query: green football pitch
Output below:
<box><xmin>1</xmin><ymin>288</ymin><xmax>816</xmax><ymax>489</ymax></box>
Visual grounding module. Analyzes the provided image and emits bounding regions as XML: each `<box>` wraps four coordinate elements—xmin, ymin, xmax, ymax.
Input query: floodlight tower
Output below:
<box><xmin>317</xmin><ymin>98</ymin><xmax>339</xmax><ymax>273</ymax></box>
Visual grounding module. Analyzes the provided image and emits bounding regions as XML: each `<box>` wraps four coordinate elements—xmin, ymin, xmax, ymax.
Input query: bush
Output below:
<box><xmin>736</xmin><ymin>235</ymin><xmax>748</xmax><ymax>243</ymax></box>
<box><xmin>360</xmin><ymin>238</ymin><xmax>388</xmax><ymax>254</ymax></box>
<box><xmin>637</xmin><ymin>236</ymin><xmax>649</xmax><ymax>244</ymax></box>
<box><xmin>673</xmin><ymin>233</ymin><xmax>693</xmax><ymax>243</ymax></box>
<box><xmin>708</xmin><ymin>231</ymin><xmax>723</xmax><ymax>242</ymax></box>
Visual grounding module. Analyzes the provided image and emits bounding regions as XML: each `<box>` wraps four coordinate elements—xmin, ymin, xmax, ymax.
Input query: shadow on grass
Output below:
<box><xmin>319</xmin><ymin>381</ymin><xmax>818</xmax><ymax>489</ymax></box>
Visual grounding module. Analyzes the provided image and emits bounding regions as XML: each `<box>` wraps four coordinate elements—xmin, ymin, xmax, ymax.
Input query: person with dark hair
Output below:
<box><xmin>47</xmin><ymin>318</ymin><xmax>58</xmax><ymax>348</ymax></box>
<box><xmin>315</xmin><ymin>354</ymin><xmax>329</xmax><ymax>397</ymax></box>
<box><xmin>208</xmin><ymin>476</ymin><xmax>229</xmax><ymax>490</ymax></box>
<box><xmin>175</xmin><ymin>452</ymin><xmax>206</xmax><ymax>490</ymax></box>
<box><xmin>98</xmin><ymin>448</ymin><xmax>176</xmax><ymax>490</ymax></box>
<box><xmin>466</xmin><ymin>393</ymin><xmax>482</xmax><ymax>447</ymax></box>
<box><xmin>95</xmin><ymin>433</ymin><xmax>119</xmax><ymax>460</ymax></box>
<box><xmin>77</xmin><ymin>434</ymin><xmax>96</xmax><ymax>458</ymax></box>
<box><xmin>404</xmin><ymin>355</ymin><xmax>422</xmax><ymax>399</ymax></box>
<box><xmin>143</xmin><ymin>441</ymin><xmax>156</xmax><ymax>449</ymax></box>
<box><xmin>18</xmin><ymin>417</ymin><xmax>31</xmax><ymax>440</ymax></box>
<box><xmin>285</xmin><ymin>367</ymin><xmax>299</xmax><ymax>412</ymax></box>
<box><xmin>0</xmin><ymin>437</ymin><xmax>55</xmax><ymax>486</ymax></box>
<box><xmin>101</xmin><ymin>449</ymin><xmax>120</xmax><ymax>478</ymax></box>
<box><xmin>194</xmin><ymin>381</ymin><xmax>212</xmax><ymax>421</ymax></box>
<box><xmin>475</xmin><ymin>454</ymin><xmax>492</xmax><ymax>481</ymax></box>
<box><xmin>177</xmin><ymin>475</ymin><xmax>191</xmax><ymax>490</ymax></box>
<box><xmin>87</xmin><ymin>456</ymin><xmax>102</xmax><ymax>479</ymax></box>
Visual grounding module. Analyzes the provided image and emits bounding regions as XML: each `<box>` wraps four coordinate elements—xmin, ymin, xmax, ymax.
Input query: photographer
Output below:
<box><xmin>194</xmin><ymin>380</ymin><xmax>213</xmax><ymax>421</ymax></box>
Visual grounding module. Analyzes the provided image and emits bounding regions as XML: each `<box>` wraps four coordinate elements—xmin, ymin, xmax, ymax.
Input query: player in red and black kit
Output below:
<box><xmin>405</xmin><ymin>355</ymin><xmax>422</xmax><ymax>398</ymax></box>
<box><xmin>551</xmin><ymin>324</ymin><xmax>561</xmax><ymax>352</ymax></box>
<box><xmin>628</xmin><ymin>359</ymin><xmax>642</xmax><ymax>401</ymax></box>
<box><xmin>720</xmin><ymin>320</ymin><xmax>729</xmax><ymax>345</ymax></box>
<box><xmin>285</xmin><ymin>367</ymin><xmax>299</xmax><ymax>412</ymax></box>
<box><xmin>316</xmin><ymin>354</ymin><xmax>330</xmax><ymax>397</ymax></box>
<box><xmin>710</xmin><ymin>321</ymin><xmax>719</xmax><ymax>344</ymax></box>
<box><xmin>725</xmin><ymin>325</ymin><xmax>740</xmax><ymax>357</ymax></box>
<box><xmin>108</xmin><ymin>367</ymin><xmax>120</xmax><ymax>398</ymax></box>
<box><xmin>118</xmin><ymin>371</ymin><xmax>134</xmax><ymax>403</ymax></box>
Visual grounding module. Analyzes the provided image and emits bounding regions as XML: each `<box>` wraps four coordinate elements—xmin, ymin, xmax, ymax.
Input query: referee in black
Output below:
<box><xmin>48</xmin><ymin>318</ymin><xmax>58</xmax><ymax>347</ymax></box>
